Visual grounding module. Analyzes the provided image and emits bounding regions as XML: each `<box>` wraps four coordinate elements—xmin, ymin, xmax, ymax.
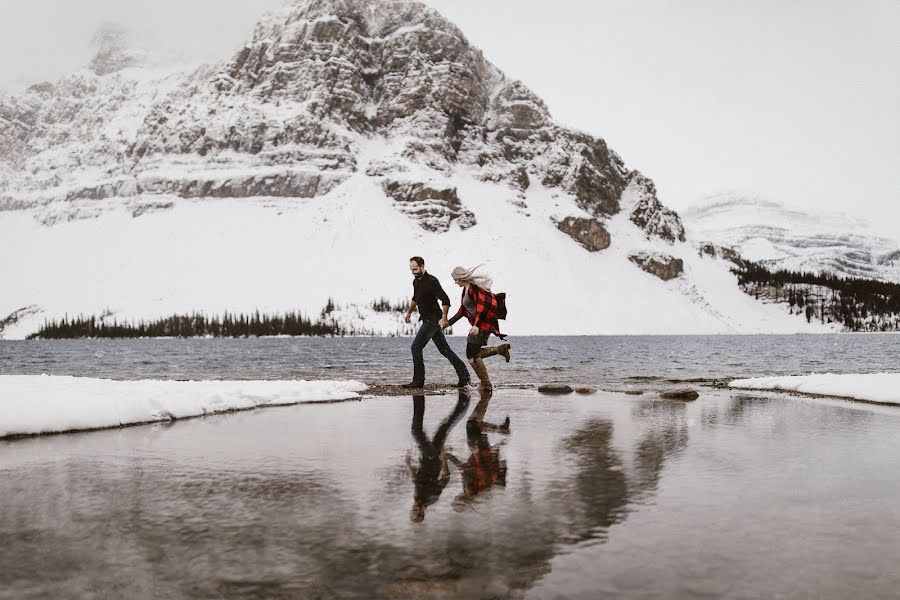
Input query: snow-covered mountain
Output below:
<box><xmin>0</xmin><ymin>0</ymin><xmax>835</xmax><ymax>338</ymax></box>
<box><xmin>682</xmin><ymin>193</ymin><xmax>900</xmax><ymax>283</ymax></box>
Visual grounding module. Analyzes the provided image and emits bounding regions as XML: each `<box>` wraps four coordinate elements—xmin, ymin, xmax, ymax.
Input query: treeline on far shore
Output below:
<box><xmin>26</xmin><ymin>296</ymin><xmax>415</xmax><ymax>339</ymax></box>
<box><xmin>735</xmin><ymin>262</ymin><xmax>900</xmax><ymax>331</ymax></box>
<box><xmin>27</xmin><ymin>310</ymin><xmax>343</xmax><ymax>339</ymax></box>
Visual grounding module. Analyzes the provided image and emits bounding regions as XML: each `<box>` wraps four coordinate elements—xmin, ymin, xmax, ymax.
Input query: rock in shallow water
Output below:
<box><xmin>538</xmin><ymin>384</ymin><xmax>574</xmax><ymax>395</ymax></box>
<box><xmin>575</xmin><ymin>387</ymin><xmax>596</xmax><ymax>395</ymax></box>
<box><xmin>660</xmin><ymin>388</ymin><xmax>699</xmax><ymax>401</ymax></box>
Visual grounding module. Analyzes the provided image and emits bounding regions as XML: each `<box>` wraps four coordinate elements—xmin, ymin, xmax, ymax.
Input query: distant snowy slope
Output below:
<box><xmin>682</xmin><ymin>192</ymin><xmax>900</xmax><ymax>282</ymax></box>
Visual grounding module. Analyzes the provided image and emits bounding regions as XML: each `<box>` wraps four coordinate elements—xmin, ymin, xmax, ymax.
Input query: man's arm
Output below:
<box><xmin>435</xmin><ymin>279</ymin><xmax>452</xmax><ymax>326</ymax></box>
<box><xmin>405</xmin><ymin>300</ymin><xmax>417</xmax><ymax>324</ymax></box>
<box><xmin>434</xmin><ymin>279</ymin><xmax>452</xmax><ymax>310</ymax></box>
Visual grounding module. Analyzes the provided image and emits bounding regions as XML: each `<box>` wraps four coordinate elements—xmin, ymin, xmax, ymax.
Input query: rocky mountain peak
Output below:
<box><xmin>89</xmin><ymin>23</ymin><xmax>147</xmax><ymax>76</ymax></box>
<box><xmin>2</xmin><ymin>0</ymin><xmax>688</xmax><ymax>249</ymax></box>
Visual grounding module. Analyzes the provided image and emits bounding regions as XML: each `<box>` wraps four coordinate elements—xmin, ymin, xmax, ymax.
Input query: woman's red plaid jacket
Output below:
<box><xmin>448</xmin><ymin>284</ymin><xmax>507</xmax><ymax>340</ymax></box>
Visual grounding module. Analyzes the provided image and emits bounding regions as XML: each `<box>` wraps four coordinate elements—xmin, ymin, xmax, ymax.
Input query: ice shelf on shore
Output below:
<box><xmin>729</xmin><ymin>373</ymin><xmax>900</xmax><ymax>405</ymax></box>
<box><xmin>0</xmin><ymin>375</ymin><xmax>366</xmax><ymax>438</ymax></box>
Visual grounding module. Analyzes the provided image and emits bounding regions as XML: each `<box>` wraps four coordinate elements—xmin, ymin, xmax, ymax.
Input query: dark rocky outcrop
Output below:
<box><xmin>555</xmin><ymin>217</ymin><xmax>611</xmax><ymax>252</ymax></box>
<box><xmin>629</xmin><ymin>252</ymin><xmax>684</xmax><ymax>281</ymax></box>
<box><xmin>877</xmin><ymin>249</ymin><xmax>900</xmax><ymax>266</ymax></box>
<box><xmin>381</xmin><ymin>180</ymin><xmax>475</xmax><ymax>232</ymax></box>
<box><xmin>699</xmin><ymin>242</ymin><xmax>747</xmax><ymax>268</ymax></box>
<box><xmin>625</xmin><ymin>172</ymin><xmax>685</xmax><ymax>242</ymax></box>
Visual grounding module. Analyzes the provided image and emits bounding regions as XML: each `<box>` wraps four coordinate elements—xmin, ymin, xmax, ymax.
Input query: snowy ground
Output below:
<box><xmin>729</xmin><ymin>373</ymin><xmax>900</xmax><ymax>406</ymax></box>
<box><xmin>0</xmin><ymin>375</ymin><xmax>366</xmax><ymax>438</ymax></box>
<box><xmin>0</xmin><ymin>143</ymin><xmax>834</xmax><ymax>339</ymax></box>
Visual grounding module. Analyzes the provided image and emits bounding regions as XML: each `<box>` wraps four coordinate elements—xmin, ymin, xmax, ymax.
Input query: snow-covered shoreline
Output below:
<box><xmin>0</xmin><ymin>375</ymin><xmax>366</xmax><ymax>439</ymax></box>
<box><xmin>729</xmin><ymin>373</ymin><xmax>900</xmax><ymax>406</ymax></box>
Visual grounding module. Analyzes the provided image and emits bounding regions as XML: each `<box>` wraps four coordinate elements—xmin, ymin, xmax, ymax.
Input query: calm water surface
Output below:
<box><xmin>2</xmin><ymin>336</ymin><xmax>900</xmax><ymax>598</ymax></box>
<box><xmin>1</xmin><ymin>388</ymin><xmax>899</xmax><ymax>599</ymax></box>
<box><xmin>2</xmin><ymin>334</ymin><xmax>899</xmax><ymax>387</ymax></box>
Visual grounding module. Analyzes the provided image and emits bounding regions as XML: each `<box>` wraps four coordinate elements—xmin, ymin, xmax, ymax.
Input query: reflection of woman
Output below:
<box><xmin>441</xmin><ymin>265</ymin><xmax>510</xmax><ymax>389</ymax></box>
<box><xmin>443</xmin><ymin>387</ymin><xmax>509</xmax><ymax>512</ymax></box>
<box><xmin>406</xmin><ymin>390</ymin><xmax>471</xmax><ymax>523</ymax></box>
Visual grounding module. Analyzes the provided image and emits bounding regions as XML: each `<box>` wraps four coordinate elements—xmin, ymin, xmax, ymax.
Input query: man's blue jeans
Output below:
<box><xmin>411</xmin><ymin>319</ymin><xmax>470</xmax><ymax>384</ymax></box>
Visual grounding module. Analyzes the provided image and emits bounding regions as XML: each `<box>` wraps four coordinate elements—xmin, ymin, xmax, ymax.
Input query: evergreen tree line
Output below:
<box><xmin>371</xmin><ymin>297</ymin><xmax>409</xmax><ymax>312</ymax></box>
<box><xmin>27</xmin><ymin>310</ymin><xmax>343</xmax><ymax>339</ymax></box>
<box><xmin>735</xmin><ymin>263</ymin><xmax>900</xmax><ymax>331</ymax></box>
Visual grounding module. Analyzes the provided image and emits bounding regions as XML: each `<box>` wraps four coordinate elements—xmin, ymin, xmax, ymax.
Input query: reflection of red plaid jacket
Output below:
<box><xmin>449</xmin><ymin>284</ymin><xmax>507</xmax><ymax>340</ymax></box>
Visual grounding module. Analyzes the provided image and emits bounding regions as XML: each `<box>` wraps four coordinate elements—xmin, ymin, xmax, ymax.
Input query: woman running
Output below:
<box><xmin>441</xmin><ymin>265</ymin><xmax>510</xmax><ymax>388</ymax></box>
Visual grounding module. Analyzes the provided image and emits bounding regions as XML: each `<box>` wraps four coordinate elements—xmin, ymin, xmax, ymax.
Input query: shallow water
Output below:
<box><xmin>2</xmin><ymin>334</ymin><xmax>899</xmax><ymax>388</ymax></box>
<box><xmin>2</xmin><ymin>388</ymin><xmax>899</xmax><ymax>599</ymax></box>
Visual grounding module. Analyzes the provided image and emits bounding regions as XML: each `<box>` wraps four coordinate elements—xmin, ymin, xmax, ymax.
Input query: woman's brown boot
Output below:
<box><xmin>469</xmin><ymin>358</ymin><xmax>491</xmax><ymax>388</ymax></box>
<box><xmin>478</xmin><ymin>343</ymin><xmax>511</xmax><ymax>362</ymax></box>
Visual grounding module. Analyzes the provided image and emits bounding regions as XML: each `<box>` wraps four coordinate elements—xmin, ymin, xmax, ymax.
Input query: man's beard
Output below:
<box><xmin>414</xmin><ymin>272</ymin><xmax>424</xmax><ymax>279</ymax></box>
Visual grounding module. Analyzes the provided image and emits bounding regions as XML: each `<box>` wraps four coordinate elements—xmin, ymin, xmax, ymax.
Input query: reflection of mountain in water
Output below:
<box><xmin>631</xmin><ymin>399</ymin><xmax>691</xmax><ymax>502</ymax></box>
<box><xmin>1</xmin><ymin>394</ymin><xmax>692</xmax><ymax>599</ymax></box>
<box><xmin>383</xmin><ymin>400</ymin><xmax>691</xmax><ymax>598</ymax></box>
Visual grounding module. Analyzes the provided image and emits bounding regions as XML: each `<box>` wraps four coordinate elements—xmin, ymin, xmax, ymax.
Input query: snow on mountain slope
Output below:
<box><xmin>0</xmin><ymin>145</ymin><xmax>832</xmax><ymax>338</ymax></box>
<box><xmin>0</xmin><ymin>0</ymin><xmax>837</xmax><ymax>337</ymax></box>
<box><xmin>682</xmin><ymin>192</ymin><xmax>900</xmax><ymax>283</ymax></box>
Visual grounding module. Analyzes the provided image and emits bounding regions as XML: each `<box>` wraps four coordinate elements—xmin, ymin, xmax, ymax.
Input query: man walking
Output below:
<box><xmin>403</xmin><ymin>256</ymin><xmax>470</xmax><ymax>388</ymax></box>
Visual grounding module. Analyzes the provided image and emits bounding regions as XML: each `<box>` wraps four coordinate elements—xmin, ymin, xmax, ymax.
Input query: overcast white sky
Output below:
<box><xmin>1</xmin><ymin>0</ymin><xmax>897</xmax><ymax>223</ymax></box>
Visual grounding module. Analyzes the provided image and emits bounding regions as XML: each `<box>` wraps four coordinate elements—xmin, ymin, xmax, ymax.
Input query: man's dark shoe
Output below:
<box><xmin>402</xmin><ymin>381</ymin><xmax>424</xmax><ymax>389</ymax></box>
<box><xmin>456</xmin><ymin>378</ymin><xmax>472</xmax><ymax>388</ymax></box>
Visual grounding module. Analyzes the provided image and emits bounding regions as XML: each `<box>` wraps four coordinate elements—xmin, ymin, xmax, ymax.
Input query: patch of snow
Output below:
<box><xmin>0</xmin><ymin>375</ymin><xmax>367</xmax><ymax>438</ymax></box>
<box><xmin>729</xmin><ymin>373</ymin><xmax>900</xmax><ymax>405</ymax></box>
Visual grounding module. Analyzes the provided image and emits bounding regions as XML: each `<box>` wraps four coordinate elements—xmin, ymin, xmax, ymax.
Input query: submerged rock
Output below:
<box><xmin>660</xmin><ymin>388</ymin><xmax>699</xmax><ymax>401</ymax></box>
<box><xmin>538</xmin><ymin>384</ymin><xmax>574</xmax><ymax>395</ymax></box>
<box><xmin>575</xmin><ymin>387</ymin><xmax>596</xmax><ymax>395</ymax></box>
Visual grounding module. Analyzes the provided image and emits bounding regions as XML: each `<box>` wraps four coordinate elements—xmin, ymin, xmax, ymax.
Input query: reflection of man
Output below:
<box><xmin>403</xmin><ymin>256</ymin><xmax>470</xmax><ymax>389</ymax></box>
<box><xmin>406</xmin><ymin>390</ymin><xmax>471</xmax><ymax>522</ymax></box>
<box><xmin>443</xmin><ymin>387</ymin><xmax>509</xmax><ymax>512</ymax></box>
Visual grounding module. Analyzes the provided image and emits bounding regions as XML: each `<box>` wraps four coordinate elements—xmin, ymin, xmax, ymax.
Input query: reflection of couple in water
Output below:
<box><xmin>406</xmin><ymin>387</ymin><xmax>509</xmax><ymax>522</ymax></box>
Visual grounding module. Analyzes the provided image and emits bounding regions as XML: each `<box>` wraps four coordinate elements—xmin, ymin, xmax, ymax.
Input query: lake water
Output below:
<box><xmin>2</xmin><ymin>334</ymin><xmax>899</xmax><ymax>389</ymax></box>
<box><xmin>2</xmin><ymin>336</ymin><xmax>899</xmax><ymax>598</ymax></box>
<box><xmin>2</xmin><ymin>386</ymin><xmax>899</xmax><ymax>598</ymax></box>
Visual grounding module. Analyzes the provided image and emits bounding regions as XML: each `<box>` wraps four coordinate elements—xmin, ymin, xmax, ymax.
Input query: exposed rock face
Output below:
<box><xmin>381</xmin><ymin>180</ymin><xmax>475</xmax><ymax>232</ymax></box>
<box><xmin>629</xmin><ymin>252</ymin><xmax>684</xmax><ymax>281</ymax></box>
<box><xmin>623</xmin><ymin>172</ymin><xmax>685</xmax><ymax>242</ymax></box>
<box><xmin>555</xmin><ymin>216</ymin><xmax>611</xmax><ymax>252</ymax></box>
<box><xmin>1</xmin><ymin>0</ymin><xmax>686</xmax><ymax>247</ymax></box>
<box><xmin>699</xmin><ymin>242</ymin><xmax>747</xmax><ymax>268</ymax></box>
<box><xmin>877</xmin><ymin>249</ymin><xmax>900</xmax><ymax>266</ymax></box>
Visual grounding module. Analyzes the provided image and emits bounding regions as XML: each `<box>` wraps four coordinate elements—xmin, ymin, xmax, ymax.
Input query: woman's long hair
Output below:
<box><xmin>451</xmin><ymin>265</ymin><xmax>493</xmax><ymax>291</ymax></box>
